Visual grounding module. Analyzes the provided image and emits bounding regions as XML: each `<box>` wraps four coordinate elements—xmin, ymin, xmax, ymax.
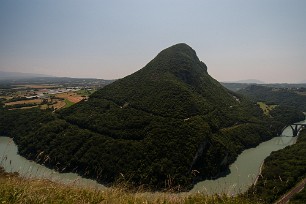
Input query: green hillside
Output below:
<box><xmin>0</xmin><ymin>44</ymin><xmax>304</xmax><ymax>191</ymax></box>
<box><xmin>238</xmin><ymin>85</ymin><xmax>306</xmax><ymax>112</ymax></box>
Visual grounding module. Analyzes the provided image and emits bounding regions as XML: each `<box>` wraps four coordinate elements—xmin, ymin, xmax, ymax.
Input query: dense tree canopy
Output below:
<box><xmin>238</xmin><ymin>85</ymin><xmax>306</xmax><ymax>112</ymax></box>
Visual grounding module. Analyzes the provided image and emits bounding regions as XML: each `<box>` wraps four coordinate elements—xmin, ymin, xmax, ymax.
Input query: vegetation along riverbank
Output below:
<box><xmin>247</xmin><ymin>129</ymin><xmax>306</xmax><ymax>203</ymax></box>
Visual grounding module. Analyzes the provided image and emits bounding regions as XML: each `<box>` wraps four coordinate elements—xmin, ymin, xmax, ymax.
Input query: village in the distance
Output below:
<box><xmin>0</xmin><ymin>77</ymin><xmax>114</xmax><ymax>111</ymax></box>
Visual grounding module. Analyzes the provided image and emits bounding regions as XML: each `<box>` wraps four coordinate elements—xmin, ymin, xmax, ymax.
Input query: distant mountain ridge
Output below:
<box><xmin>0</xmin><ymin>71</ymin><xmax>53</xmax><ymax>80</ymax></box>
<box><xmin>224</xmin><ymin>79</ymin><xmax>265</xmax><ymax>84</ymax></box>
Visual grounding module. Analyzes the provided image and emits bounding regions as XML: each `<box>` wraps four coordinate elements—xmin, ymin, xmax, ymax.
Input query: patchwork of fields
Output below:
<box><xmin>0</xmin><ymin>83</ymin><xmax>95</xmax><ymax>111</ymax></box>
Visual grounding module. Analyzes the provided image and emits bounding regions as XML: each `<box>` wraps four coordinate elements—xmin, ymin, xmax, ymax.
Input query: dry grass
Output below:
<box><xmin>52</xmin><ymin>100</ymin><xmax>66</xmax><ymax>110</ymax></box>
<box><xmin>0</xmin><ymin>171</ymin><xmax>263</xmax><ymax>204</ymax></box>
<box><xmin>55</xmin><ymin>92</ymin><xmax>84</xmax><ymax>103</ymax></box>
<box><xmin>257</xmin><ymin>102</ymin><xmax>277</xmax><ymax>116</ymax></box>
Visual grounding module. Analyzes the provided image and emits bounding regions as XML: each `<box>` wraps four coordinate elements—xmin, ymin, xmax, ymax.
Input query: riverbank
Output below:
<box><xmin>253</xmin><ymin>123</ymin><xmax>304</xmax><ymax>187</ymax></box>
<box><xmin>253</xmin><ymin>162</ymin><xmax>264</xmax><ymax>186</ymax></box>
<box><xmin>0</xmin><ymin>136</ymin><xmax>104</xmax><ymax>189</ymax></box>
<box><xmin>191</xmin><ymin>122</ymin><xmax>301</xmax><ymax>195</ymax></box>
<box><xmin>249</xmin><ymin>129</ymin><xmax>306</xmax><ymax>203</ymax></box>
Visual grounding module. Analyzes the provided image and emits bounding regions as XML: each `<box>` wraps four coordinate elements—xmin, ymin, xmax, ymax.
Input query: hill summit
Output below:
<box><xmin>3</xmin><ymin>43</ymin><xmax>291</xmax><ymax>191</ymax></box>
<box><xmin>91</xmin><ymin>43</ymin><xmax>238</xmax><ymax>119</ymax></box>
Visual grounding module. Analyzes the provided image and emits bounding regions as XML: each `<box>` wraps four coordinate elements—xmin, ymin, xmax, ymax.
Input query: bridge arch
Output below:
<box><xmin>289</xmin><ymin>124</ymin><xmax>306</xmax><ymax>137</ymax></box>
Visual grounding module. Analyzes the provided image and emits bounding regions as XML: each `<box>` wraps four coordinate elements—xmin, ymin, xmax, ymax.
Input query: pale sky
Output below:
<box><xmin>0</xmin><ymin>0</ymin><xmax>306</xmax><ymax>83</ymax></box>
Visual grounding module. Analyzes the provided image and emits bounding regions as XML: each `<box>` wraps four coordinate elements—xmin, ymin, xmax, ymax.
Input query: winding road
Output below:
<box><xmin>275</xmin><ymin>178</ymin><xmax>306</xmax><ymax>204</ymax></box>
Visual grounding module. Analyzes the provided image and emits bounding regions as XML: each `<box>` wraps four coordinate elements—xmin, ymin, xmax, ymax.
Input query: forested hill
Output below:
<box><xmin>87</xmin><ymin>43</ymin><xmax>237</xmax><ymax>119</ymax></box>
<box><xmin>238</xmin><ymin>85</ymin><xmax>306</xmax><ymax>112</ymax></box>
<box><xmin>0</xmin><ymin>44</ymin><xmax>304</xmax><ymax>191</ymax></box>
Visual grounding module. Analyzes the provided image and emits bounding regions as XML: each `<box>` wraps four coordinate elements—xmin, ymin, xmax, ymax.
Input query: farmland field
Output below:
<box><xmin>0</xmin><ymin>78</ymin><xmax>112</xmax><ymax>111</ymax></box>
<box><xmin>64</xmin><ymin>98</ymin><xmax>74</xmax><ymax>108</ymax></box>
<box><xmin>55</xmin><ymin>92</ymin><xmax>84</xmax><ymax>103</ymax></box>
<box><xmin>257</xmin><ymin>102</ymin><xmax>277</xmax><ymax>115</ymax></box>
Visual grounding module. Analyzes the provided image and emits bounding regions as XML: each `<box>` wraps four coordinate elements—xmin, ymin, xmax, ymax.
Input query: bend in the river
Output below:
<box><xmin>1</xmin><ymin>119</ymin><xmax>305</xmax><ymax>194</ymax></box>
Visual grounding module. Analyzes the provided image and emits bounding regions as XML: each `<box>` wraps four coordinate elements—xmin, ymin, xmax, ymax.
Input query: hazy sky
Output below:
<box><xmin>1</xmin><ymin>0</ymin><xmax>306</xmax><ymax>83</ymax></box>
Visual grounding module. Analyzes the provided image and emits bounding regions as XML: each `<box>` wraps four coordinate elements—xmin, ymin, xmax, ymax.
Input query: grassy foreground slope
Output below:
<box><xmin>0</xmin><ymin>168</ymin><xmax>261</xmax><ymax>204</ymax></box>
<box><xmin>0</xmin><ymin>44</ymin><xmax>304</xmax><ymax>191</ymax></box>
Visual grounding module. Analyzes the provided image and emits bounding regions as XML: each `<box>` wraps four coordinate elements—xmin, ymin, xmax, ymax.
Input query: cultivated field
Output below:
<box><xmin>55</xmin><ymin>92</ymin><xmax>85</xmax><ymax>103</ymax></box>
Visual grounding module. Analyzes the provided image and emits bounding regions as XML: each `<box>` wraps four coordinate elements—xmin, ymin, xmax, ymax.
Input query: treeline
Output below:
<box><xmin>6</xmin><ymin>96</ymin><xmax>38</xmax><ymax>103</ymax></box>
<box><xmin>247</xmin><ymin>129</ymin><xmax>306</xmax><ymax>203</ymax></box>
<box><xmin>5</xmin><ymin>103</ymin><xmax>38</xmax><ymax>109</ymax></box>
<box><xmin>238</xmin><ymin>85</ymin><xmax>306</xmax><ymax>112</ymax></box>
<box><xmin>268</xmin><ymin>106</ymin><xmax>305</xmax><ymax>136</ymax></box>
<box><xmin>0</xmin><ymin>108</ymin><xmax>55</xmax><ymax>138</ymax></box>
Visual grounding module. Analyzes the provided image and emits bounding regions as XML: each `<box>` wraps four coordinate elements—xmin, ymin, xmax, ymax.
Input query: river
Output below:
<box><xmin>0</xmin><ymin>137</ymin><xmax>105</xmax><ymax>190</ymax></box>
<box><xmin>191</xmin><ymin>119</ymin><xmax>306</xmax><ymax>195</ymax></box>
<box><xmin>0</xmin><ymin>119</ymin><xmax>305</xmax><ymax>194</ymax></box>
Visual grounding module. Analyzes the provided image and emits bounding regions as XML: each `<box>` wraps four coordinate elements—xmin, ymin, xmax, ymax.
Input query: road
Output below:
<box><xmin>275</xmin><ymin>178</ymin><xmax>306</xmax><ymax>204</ymax></box>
